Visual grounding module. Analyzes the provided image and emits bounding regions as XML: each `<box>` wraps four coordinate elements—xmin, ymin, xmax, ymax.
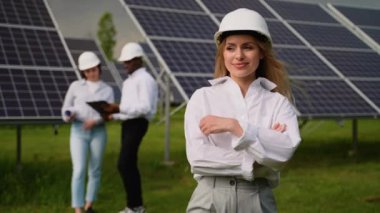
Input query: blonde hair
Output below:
<box><xmin>214</xmin><ymin>32</ymin><xmax>292</xmax><ymax>100</ymax></box>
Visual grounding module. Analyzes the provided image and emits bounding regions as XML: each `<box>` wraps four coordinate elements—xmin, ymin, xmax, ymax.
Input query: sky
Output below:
<box><xmin>46</xmin><ymin>0</ymin><xmax>380</xmax><ymax>57</ymax></box>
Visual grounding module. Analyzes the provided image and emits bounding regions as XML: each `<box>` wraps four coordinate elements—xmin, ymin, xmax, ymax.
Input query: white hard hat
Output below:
<box><xmin>77</xmin><ymin>51</ymin><xmax>101</xmax><ymax>70</ymax></box>
<box><xmin>214</xmin><ymin>8</ymin><xmax>271</xmax><ymax>45</ymax></box>
<box><xmin>118</xmin><ymin>42</ymin><xmax>144</xmax><ymax>62</ymax></box>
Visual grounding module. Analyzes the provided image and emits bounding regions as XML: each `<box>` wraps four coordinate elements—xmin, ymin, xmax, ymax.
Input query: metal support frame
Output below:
<box><xmin>163</xmin><ymin>73</ymin><xmax>174</xmax><ymax>165</ymax></box>
<box><xmin>16</xmin><ymin>125</ymin><xmax>22</xmax><ymax>171</ymax></box>
<box><xmin>350</xmin><ymin>119</ymin><xmax>358</xmax><ymax>156</ymax></box>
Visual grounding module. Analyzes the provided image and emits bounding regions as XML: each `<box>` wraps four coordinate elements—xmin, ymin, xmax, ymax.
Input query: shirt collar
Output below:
<box><xmin>208</xmin><ymin>76</ymin><xmax>229</xmax><ymax>85</ymax></box>
<box><xmin>128</xmin><ymin>67</ymin><xmax>145</xmax><ymax>78</ymax></box>
<box><xmin>209</xmin><ymin>76</ymin><xmax>277</xmax><ymax>91</ymax></box>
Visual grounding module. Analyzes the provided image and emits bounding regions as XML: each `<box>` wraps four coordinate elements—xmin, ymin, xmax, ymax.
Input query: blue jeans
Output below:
<box><xmin>70</xmin><ymin>122</ymin><xmax>107</xmax><ymax>208</ymax></box>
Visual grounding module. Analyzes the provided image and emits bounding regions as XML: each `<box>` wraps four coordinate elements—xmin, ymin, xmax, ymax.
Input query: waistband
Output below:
<box><xmin>198</xmin><ymin>176</ymin><xmax>268</xmax><ymax>189</ymax></box>
<box><xmin>72</xmin><ymin>121</ymin><xmax>105</xmax><ymax>128</ymax></box>
<box><xmin>122</xmin><ymin>117</ymin><xmax>148</xmax><ymax>124</ymax></box>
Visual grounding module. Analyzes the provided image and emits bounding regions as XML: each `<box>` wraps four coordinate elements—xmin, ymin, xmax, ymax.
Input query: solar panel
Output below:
<box><xmin>121</xmin><ymin>0</ymin><xmax>380</xmax><ymax>118</ymax></box>
<box><xmin>333</xmin><ymin>5</ymin><xmax>380</xmax><ymax>46</ymax></box>
<box><xmin>0</xmin><ymin>0</ymin><xmax>54</xmax><ymax>27</ymax></box>
<box><xmin>176</xmin><ymin>76</ymin><xmax>211</xmax><ymax>98</ymax></box>
<box><xmin>267</xmin><ymin>21</ymin><xmax>303</xmax><ymax>45</ymax></box>
<box><xmin>318</xmin><ymin>50</ymin><xmax>380</xmax><ymax>78</ymax></box>
<box><xmin>64</xmin><ymin>38</ymin><xmax>122</xmax><ymax>102</ymax></box>
<box><xmin>201</xmin><ymin>0</ymin><xmax>274</xmax><ymax>18</ymax></box>
<box><xmin>152</xmin><ymin>39</ymin><xmax>215</xmax><ymax>74</ymax></box>
<box><xmin>361</xmin><ymin>28</ymin><xmax>380</xmax><ymax>44</ymax></box>
<box><xmin>0</xmin><ymin>26</ymin><xmax>71</xmax><ymax>67</ymax></box>
<box><xmin>266</xmin><ymin>0</ymin><xmax>338</xmax><ymax>23</ymax></box>
<box><xmin>0</xmin><ymin>0</ymin><xmax>77</xmax><ymax>122</ymax></box>
<box><xmin>265</xmin><ymin>0</ymin><xmax>380</xmax><ymax>117</ymax></box>
<box><xmin>334</xmin><ymin>6</ymin><xmax>380</xmax><ymax>27</ymax></box>
<box><xmin>276</xmin><ymin>48</ymin><xmax>338</xmax><ymax>77</ymax></box>
<box><xmin>0</xmin><ymin>68</ymin><xmax>76</xmax><ymax>118</ymax></box>
<box><xmin>125</xmin><ymin>0</ymin><xmax>202</xmax><ymax>11</ymax></box>
<box><xmin>352</xmin><ymin>80</ymin><xmax>380</xmax><ymax>109</ymax></box>
<box><xmin>292</xmin><ymin>79</ymin><xmax>377</xmax><ymax>117</ymax></box>
<box><xmin>290</xmin><ymin>23</ymin><xmax>369</xmax><ymax>48</ymax></box>
<box><xmin>131</xmin><ymin>8</ymin><xmax>217</xmax><ymax>39</ymax></box>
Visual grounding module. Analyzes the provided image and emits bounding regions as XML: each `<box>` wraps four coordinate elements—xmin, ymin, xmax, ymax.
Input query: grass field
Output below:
<box><xmin>0</xmin><ymin>111</ymin><xmax>379</xmax><ymax>212</ymax></box>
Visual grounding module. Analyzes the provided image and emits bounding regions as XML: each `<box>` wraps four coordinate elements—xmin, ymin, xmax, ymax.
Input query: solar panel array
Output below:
<box><xmin>265</xmin><ymin>0</ymin><xmax>380</xmax><ymax>118</ymax></box>
<box><xmin>64</xmin><ymin>38</ymin><xmax>122</xmax><ymax>102</ymax></box>
<box><xmin>333</xmin><ymin>5</ymin><xmax>380</xmax><ymax>44</ymax></box>
<box><xmin>0</xmin><ymin>0</ymin><xmax>77</xmax><ymax>122</ymax></box>
<box><xmin>331</xmin><ymin>5</ymin><xmax>380</xmax><ymax>116</ymax></box>
<box><xmin>120</xmin><ymin>0</ymin><xmax>380</xmax><ymax>118</ymax></box>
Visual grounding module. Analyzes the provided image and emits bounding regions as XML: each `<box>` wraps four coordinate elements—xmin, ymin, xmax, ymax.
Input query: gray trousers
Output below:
<box><xmin>187</xmin><ymin>176</ymin><xmax>277</xmax><ymax>213</ymax></box>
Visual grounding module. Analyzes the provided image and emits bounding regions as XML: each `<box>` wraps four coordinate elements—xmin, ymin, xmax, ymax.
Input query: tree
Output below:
<box><xmin>97</xmin><ymin>12</ymin><xmax>117</xmax><ymax>60</ymax></box>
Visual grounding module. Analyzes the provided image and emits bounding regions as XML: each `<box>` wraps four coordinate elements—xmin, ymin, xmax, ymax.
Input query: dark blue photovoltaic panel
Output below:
<box><xmin>201</xmin><ymin>0</ymin><xmax>274</xmax><ymax>18</ymax></box>
<box><xmin>0</xmin><ymin>0</ymin><xmax>54</xmax><ymax>27</ymax></box>
<box><xmin>335</xmin><ymin>6</ymin><xmax>380</xmax><ymax>27</ymax></box>
<box><xmin>266</xmin><ymin>0</ymin><xmax>337</xmax><ymax>23</ymax></box>
<box><xmin>0</xmin><ymin>68</ymin><xmax>77</xmax><ymax>118</ymax></box>
<box><xmin>152</xmin><ymin>40</ymin><xmax>215</xmax><ymax>73</ymax></box>
<box><xmin>292</xmin><ymin>79</ymin><xmax>376</xmax><ymax>117</ymax></box>
<box><xmin>291</xmin><ymin>23</ymin><xmax>368</xmax><ymax>49</ymax></box>
<box><xmin>0</xmin><ymin>26</ymin><xmax>72</xmax><ymax>67</ymax></box>
<box><xmin>125</xmin><ymin>0</ymin><xmax>201</xmax><ymax>11</ymax></box>
<box><xmin>318</xmin><ymin>50</ymin><xmax>380</xmax><ymax>78</ymax></box>
<box><xmin>276</xmin><ymin>48</ymin><xmax>337</xmax><ymax>77</ymax></box>
<box><xmin>361</xmin><ymin>28</ymin><xmax>380</xmax><ymax>44</ymax></box>
<box><xmin>140</xmin><ymin>43</ymin><xmax>184</xmax><ymax>103</ymax></box>
<box><xmin>176</xmin><ymin>76</ymin><xmax>211</xmax><ymax>98</ymax></box>
<box><xmin>0</xmin><ymin>0</ymin><xmax>79</xmax><ymax>121</ymax></box>
<box><xmin>131</xmin><ymin>8</ymin><xmax>217</xmax><ymax>39</ymax></box>
<box><xmin>268</xmin><ymin>21</ymin><xmax>303</xmax><ymax>45</ymax></box>
<box><xmin>140</xmin><ymin>43</ymin><xmax>160</xmax><ymax>71</ymax></box>
<box><xmin>65</xmin><ymin>38</ymin><xmax>99</xmax><ymax>51</ymax></box>
<box><xmin>352</xmin><ymin>81</ymin><xmax>380</xmax><ymax>108</ymax></box>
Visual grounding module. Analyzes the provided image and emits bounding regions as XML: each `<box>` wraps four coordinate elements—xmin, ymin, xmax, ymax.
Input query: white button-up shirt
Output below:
<box><xmin>113</xmin><ymin>67</ymin><xmax>158</xmax><ymax>121</ymax></box>
<box><xmin>185</xmin><ymin>77</ymin><xmax>301</xmax><ymax>187</ymax></box>
<box><xmin>61</xmin><ymin>79</ymin><xmax>114</xmax><ymax>123</ymax></box>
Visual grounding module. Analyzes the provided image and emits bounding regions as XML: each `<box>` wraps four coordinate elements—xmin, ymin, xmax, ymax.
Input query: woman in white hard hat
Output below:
<box><xmin>61</xmin><ymin>51</ymin><xmax>114</xmax><ymax>213</ymax></box>
<box><xmin>185</xmin><ymin>8</ymin><xmax>301</xmax><ymax>212</ymax></box>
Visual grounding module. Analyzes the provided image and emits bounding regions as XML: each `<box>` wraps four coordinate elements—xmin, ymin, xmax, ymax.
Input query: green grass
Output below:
<box><xmin>0</xmin><ymin>113</ymin><xmax>379</xmax><ymax>212</ymax></box>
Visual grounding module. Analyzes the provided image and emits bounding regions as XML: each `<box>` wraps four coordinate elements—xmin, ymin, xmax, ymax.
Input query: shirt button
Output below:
<box><xmin>229</xmin><ymin>180</ymin><xmax>235</xmax><ymax>186</ymax></box>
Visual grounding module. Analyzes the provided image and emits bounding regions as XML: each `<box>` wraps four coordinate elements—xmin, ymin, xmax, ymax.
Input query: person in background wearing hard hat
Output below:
<box><xmin>185</xmin><ymin>8</ymin><xmax>301</xmax><ymax>212</ymax></box>
<box><xmin>102</xmin><ymin>42</ymin><xmax>158</xmax><ymax>213</ymax></box>
<box><xmin>61</xmin><ymin>51</ymin><xmax>114</xmax><ymax>213</ymax></box>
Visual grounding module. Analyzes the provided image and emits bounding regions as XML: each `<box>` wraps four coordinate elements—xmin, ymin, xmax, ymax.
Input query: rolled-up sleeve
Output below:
<box><xmin>232</xmin><ymin>98</ymin><xmax>301</xmax><ymax>171</ymax></box>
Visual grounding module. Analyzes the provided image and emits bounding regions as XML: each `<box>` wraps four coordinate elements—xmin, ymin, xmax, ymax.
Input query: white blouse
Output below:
<box><xmin>61</xmin><ymin>79</ymin><xmax>114</xmax><ymax>123</ymax></box>
<box><xmin>185</xmin><ymin>77</ymin><xmax>301</xmax><ymax>187</ymax></box>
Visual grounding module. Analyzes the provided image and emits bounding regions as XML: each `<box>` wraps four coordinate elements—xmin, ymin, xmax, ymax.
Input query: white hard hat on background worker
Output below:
<box><xmin>214</xmin><ymin>8</ymin><xmax>271</xmax><ymax>45</ymax></box>
<box><xmin>77</xmin><ymin>51</ymin><xmax>101</xmax><ymax>70</ymax></box>
<box><xmin>118</xmin><ymin>42</ymin><xmax>144</xmax><ymax>62</ymax></box>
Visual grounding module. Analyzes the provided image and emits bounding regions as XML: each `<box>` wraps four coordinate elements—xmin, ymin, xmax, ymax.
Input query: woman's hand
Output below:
<box><xmin>272</xmin><ymin>122</ymin><xmax>287</xmax><ymax>133</ymax></box>
<box><xmin>83</xmin><ymin>119</ymin><xmax>97</xmax><ymax>130</ymax></box>
<box><xmin>66</xmin><ymin>114</ymin><xmax>76</xmax><ymax>122</ymax></box>
<box><xmin>199</xmin><ymin>115</ymin><xmax>243</xmax><ymax>137</ymax></box>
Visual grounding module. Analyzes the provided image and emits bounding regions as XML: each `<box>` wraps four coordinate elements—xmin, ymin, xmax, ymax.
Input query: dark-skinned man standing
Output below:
<box><xmin>105</xmin><ymin>42</ymin><xmax>158</xmax><ymax>213</ymax></box>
